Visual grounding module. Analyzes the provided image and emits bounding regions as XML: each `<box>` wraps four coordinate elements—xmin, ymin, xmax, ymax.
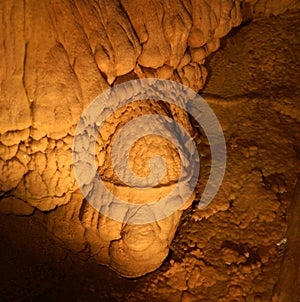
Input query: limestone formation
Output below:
<box><xmin>0</xmin><ymin>0</ymin><xmax>298</xmax><ymax>279</ymax></box>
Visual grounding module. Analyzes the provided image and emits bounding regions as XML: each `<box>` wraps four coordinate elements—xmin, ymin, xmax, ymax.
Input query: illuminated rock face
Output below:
<box><xmin>0</xmin><ymin>0</ymin><xmax>297</xmax><ymax>277</ymax></box>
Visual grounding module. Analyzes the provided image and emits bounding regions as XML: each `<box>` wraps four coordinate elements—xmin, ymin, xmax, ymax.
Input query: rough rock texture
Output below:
<box><xmin>0</xmin><ymin>0</ymin><xmax>299</xmax><ymax>283</ymax></box>
<box><xmin>241</xmin><ymin>0</ymin><xmax>300</xmax><ymax>19</ymax></box>
<box><xmin>272</xmin><ymin>180</ymin><xmax>300</xmax><ymax>302</ymax></box>
<box><xmin>0</xmin><ymin>0</ymin><xmax>244</xmax><ymax>278</ymax></box>
<box><xmin>124</xmin><ymin>9</ymin><xmax>300</xmax><ymax>301</ymax></box>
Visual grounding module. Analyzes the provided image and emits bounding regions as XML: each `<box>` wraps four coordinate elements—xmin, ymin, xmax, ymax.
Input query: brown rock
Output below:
<box><xmin>0</xmin><ymin>197</ymin><xmax>34</xmax><ymax>215</ymax></box>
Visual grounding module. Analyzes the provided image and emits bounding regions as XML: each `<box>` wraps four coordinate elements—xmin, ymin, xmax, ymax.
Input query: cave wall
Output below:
<box><xmin>0</xmin><ymin>0</ymin><xmax>298</xmax><ymax>279</ymax></box>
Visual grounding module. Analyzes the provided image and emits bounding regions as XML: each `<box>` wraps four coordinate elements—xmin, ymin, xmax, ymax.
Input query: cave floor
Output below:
<box><xmin>1</xmin><ymin>9</ymin><xmax>299</xmax><ymax>302</ymax></box>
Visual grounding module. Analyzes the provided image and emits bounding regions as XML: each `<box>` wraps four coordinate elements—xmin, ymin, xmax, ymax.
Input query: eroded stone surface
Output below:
<box><xmin>124</xmin><ymin>9</ymin><xmax>300</xmax><ymax>301</ymax></box>
<box><xmin>0</xmin><ymin>0</ymin><xmax>242</xmax><ymax>278</ymax></box>
<box><xmin>0</xmin><ymin>0</ymin><xmax>298</xmax><ymax>279</ymax></box>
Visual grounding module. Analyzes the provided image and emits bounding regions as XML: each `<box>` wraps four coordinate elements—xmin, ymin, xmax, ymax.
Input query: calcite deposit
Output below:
<box><xmin>0</xmin><ymin>0</ymin><xmax>299</xmax><ymax>297</ymax></box>
<box><xmin>0</xmin><ymin>0</ymin><xmax>246</xmax><ymax>277</ymax></box>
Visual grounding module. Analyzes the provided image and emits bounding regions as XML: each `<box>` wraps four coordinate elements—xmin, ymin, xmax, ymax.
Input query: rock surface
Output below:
<box><xmin>0</xmin><ymin>0</ymin><xmax>299</xmax><ymax>284</ymax></box>
<box><xmin>0</xmin><ymin>0</ymin><xmax>243</xmax><ymax>277</ymax></box>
